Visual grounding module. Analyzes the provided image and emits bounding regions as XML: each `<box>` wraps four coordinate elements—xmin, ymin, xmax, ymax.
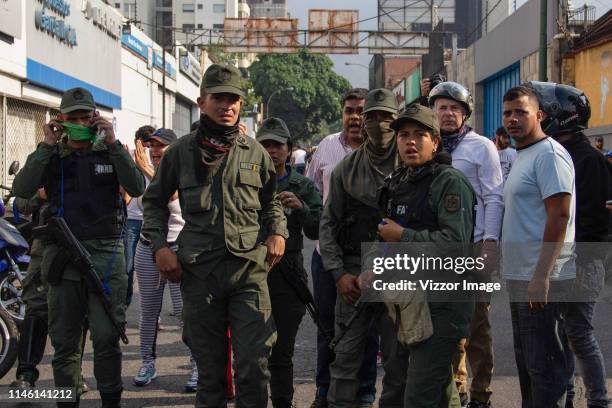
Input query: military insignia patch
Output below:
<box><xmin>444</xmin><ymin>194</ymin><xmax>461</xmax><ymax>212</ymax></box>
<box><xmin>240</xmin><ymin>162</ymin><xmax>260</xmax><ymax>172</ymax></box>
<box><xmin>375</xmin><ymin>90</ymin><xmax>385</xmax><ymax>102</ymax></box>
<box><xmin>220</xmin><ymin>69</ymin><xmax>231</xmax><ymax>81</ymax></box>
<box><xmin>406</xmin><ymin>104</ymin><xmax>420</xmax><ymax>114</ymax></box>
<box><xmin>93</xmin><ymin>164</ymin><xmax>114</xmax><ymax>175</ymax></box>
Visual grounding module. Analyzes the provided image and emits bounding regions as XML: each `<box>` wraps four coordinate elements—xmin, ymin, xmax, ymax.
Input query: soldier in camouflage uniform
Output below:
<box><xmin>256</xmin><ymin>117</ymin><xmax>323</xmax><ymax>408</ymax></box>
<box><xmin>13</xmin><ymin>87</ymin><xmax>145</xmax><ymax>407</ymax></box>
<box><xmin>319</xmin><ymin>89</ymin><xmax>403</xmax><ymax>408</ymax></box>
<box><xmin>142</xmin><ymin>64</ymin><xmax>288</xmax><ymax>407</ymax></box>
<box><xmin>376</xmin><ymin>104</ymin><xmax>476</xmax><ymax>407</ymax></box>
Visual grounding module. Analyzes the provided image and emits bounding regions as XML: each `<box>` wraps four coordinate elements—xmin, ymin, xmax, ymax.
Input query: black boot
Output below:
<box><xmin>100</xmin><ymin>390</ymin><xmax>122</xmax><ymax>408</ymax></box>
<box><xmin>11</xmin><ymin>314</ymin><xmax>48</xmax><ymax>388</ymax></box>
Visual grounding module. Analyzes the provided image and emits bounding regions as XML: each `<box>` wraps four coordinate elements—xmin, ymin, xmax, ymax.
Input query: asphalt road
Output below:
<box><xmin>1</xmin><ymin>238</ymin><xmax>612</xmax><ymax>407</ymax></box>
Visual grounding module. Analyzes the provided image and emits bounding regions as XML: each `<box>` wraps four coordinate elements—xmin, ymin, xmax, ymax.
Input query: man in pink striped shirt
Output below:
<box><xmin>306</xmin><ymin>88</ymin><xmax>380</xmax><ymax>408</ymax></box>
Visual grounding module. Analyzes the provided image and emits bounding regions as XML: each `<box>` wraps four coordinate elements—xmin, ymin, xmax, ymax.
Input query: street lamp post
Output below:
<box><xmin>266</xmin><ymin>87</ymin><xmax>294</xmax><ymax>119</ymax></box>
<box><xmin>344</xmin><ymin>61</ymin><xmax>369</xmax><ymax>70</ymax></box>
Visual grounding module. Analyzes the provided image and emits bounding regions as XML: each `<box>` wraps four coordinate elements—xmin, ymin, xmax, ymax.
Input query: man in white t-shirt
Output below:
<box><xmin>494</xmin><ymin>126</ymin><xmax>517</xmax><ymax>183</ymax></box>
<box><xmin>501</xmin><ymin>85</ymin><xmax>576</xmax><ymax>407</ymax></box>
<box><xmin>423</xmin><ymin>80</ymin><xmax>504</xmax><ymax>408</ymax></box>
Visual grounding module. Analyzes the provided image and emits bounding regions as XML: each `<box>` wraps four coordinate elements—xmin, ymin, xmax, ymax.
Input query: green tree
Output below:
<box><xmin>249</xmin><ymin>49</ymin><xmax>352</xmax><ymax>142</ymax></box>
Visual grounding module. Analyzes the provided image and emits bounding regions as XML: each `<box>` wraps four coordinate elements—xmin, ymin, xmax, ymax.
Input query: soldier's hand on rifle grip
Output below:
<box><xmin>155</xmin><ymin>247</ymin><xmax>182</xmax><ymax>283</ymax></box>
<box><xmin>337</xmin><ymin>274</ymin><xmax>360</xmax><ymax>305</ymax></box>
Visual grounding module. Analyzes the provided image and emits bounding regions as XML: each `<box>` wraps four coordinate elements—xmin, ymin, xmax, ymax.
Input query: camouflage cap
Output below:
<box><xmin>363</xmin><ymin>88</ymin><xmax>398</xmax><ymax>114</ymax></box>
<box><xmin>390</xmin><ymin>103</ymin><xmax>440</xmax><ymax>135</ymax></box>
<box><xmin>60</xmin><ymin>87</ymin><xmax>96</xmax><ymax>114</ymax></box>
<box><xmin>256</xmin><ymin>117</ymin><xmax>291</xmax><ymax>144</ymax></box>
<box><xmin>201</xmin><ymin>64</ymin><xmax>245</xmax><ymax>98</ymax></box>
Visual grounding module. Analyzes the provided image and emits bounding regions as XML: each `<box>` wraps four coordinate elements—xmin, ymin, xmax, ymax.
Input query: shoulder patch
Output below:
<box><xmin>444</xmin><ymin>194</ymin><xmax>461</xmax><ymax>212</ymax></box>
<box><xmin>240</xmin><ymin>162</ymin><xmax>260</xmax><ymax>172</ymax></box>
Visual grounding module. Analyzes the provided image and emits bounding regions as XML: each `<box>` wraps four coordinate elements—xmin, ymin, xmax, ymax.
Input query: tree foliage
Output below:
<box><xmin>249</xmin><ymin>49</ymin><xmax>352</xmax><ymax>143</ymax></box>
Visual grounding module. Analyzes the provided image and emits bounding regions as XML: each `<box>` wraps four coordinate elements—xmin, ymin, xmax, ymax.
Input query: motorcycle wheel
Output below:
<box><xmin>0</xmin><ymin>274</ymin><xmax>25</xmax><ymax>323</ymax></box>
<box><xmin>0</xmin><ymin>308</ymin><xmax>18</xmax><ymax>379</ymax></box>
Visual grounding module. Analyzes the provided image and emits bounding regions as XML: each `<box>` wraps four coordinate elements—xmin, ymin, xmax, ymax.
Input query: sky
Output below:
<box><xmin>286</xmin><ymin>0</ymin><xmax>612</xmax><ymax>88</ymax></box>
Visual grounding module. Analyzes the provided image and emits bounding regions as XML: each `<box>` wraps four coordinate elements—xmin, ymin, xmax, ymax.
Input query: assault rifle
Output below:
<box><xmin>329</xmin><ymin>299</ymin><xmax>367</xmax><ymax>352</ymax></box>
<box><xmin>33</xmin><ymin>216</ymin><xmax>129</xmax><ymax>344</ymax></box>
<box><xmin>279</xmin><ymin>257</ymin><xmax>333</xmax><ymax>343</ymax></box>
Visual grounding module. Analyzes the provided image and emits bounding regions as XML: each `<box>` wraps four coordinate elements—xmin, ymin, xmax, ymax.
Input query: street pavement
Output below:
<box><xmin>1</xmin><ymin>238</ymin><xmax>611</xmax><ymax>407</ymax></box>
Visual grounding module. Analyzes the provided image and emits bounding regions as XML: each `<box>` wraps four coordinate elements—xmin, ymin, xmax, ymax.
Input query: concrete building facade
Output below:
<box><xmin>0</xmin><ymin>0</ymin><xmax>200</xmax><ymax>186</ymax></box>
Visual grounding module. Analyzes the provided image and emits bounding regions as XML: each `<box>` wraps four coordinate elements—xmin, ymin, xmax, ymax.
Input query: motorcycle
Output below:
<box><xmin>0</xmin><ymin>161</ymin><xmax>30</xmax><ymax>378</ymax></box>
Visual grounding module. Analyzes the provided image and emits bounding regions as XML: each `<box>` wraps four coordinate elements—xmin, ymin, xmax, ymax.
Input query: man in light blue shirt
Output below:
<box><xmin>501</xmin><ymin>85</ymin><xmax>576</xmax><ymax>408</ymax></box>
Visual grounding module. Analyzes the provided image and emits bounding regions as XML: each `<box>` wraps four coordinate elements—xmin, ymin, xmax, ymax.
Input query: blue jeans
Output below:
<box><xmin>311</xmin><ymin>249</ymin><xmax>378</xmax><ymax>398</ymax></box>
<box><xmin>508</xmin><ymin>279</ymin><xmax>573</xmax><ymax>408</ymax></box>
<box><xmin>564</xmin><ymin>301</ymin><xmax>609</xmax><ymax>407</ymax></box>
<box><xmin>564</xmin><ymin>260</ymin><xmax>609</xmax><ymax>408</ymax></box>
<box><xmin>124</xmin><ymin>219</ymin><xmax>142</xmax><ymax>306</ymax></box>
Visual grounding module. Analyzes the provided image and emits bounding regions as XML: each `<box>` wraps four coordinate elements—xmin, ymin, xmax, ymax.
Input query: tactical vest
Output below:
<box><xmin>45</xmin><ymin>149</ymin><xmax>124</xmax><ymax>241</ymax></box>
<box><xmin>337</xmin><ymin>195</ymin><xmax>380</xmax><ymax>257</ymax></box>
<box><xmin>382</xmin><ymin>162</ymin><xmax>452</xmax><ymax>232</ymax></box>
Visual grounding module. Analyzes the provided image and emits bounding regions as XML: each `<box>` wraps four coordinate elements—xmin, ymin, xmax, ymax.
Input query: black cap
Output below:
<box><xmin>256</xmin><ymin>117</ymin><xmax>291</xmax><ymax>144</ymax></box>
<box><xmin>150</xmin><ymin>128</ymin><xmax>177</xmax><ymax>145</ymax></box>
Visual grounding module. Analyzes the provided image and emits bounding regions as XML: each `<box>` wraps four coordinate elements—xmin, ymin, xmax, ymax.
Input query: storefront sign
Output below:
<box><xmin>121</xmin><ymin>33</ymin><xmax>149</xmax><ymax>60</ymax></box>
<box><xmin>179</xmin><ymin>52</ymin><xmax>202</xmax><ymax>85</ymax></box>
<box><xmin>81</xmin><ymin>0</ymin><xmax>121</xmax><ymax>40</ymax></box>
<box><xmin>34</xmin><ymin>0</ymin><xmax>77</xmax><ymax>46</ymax></box>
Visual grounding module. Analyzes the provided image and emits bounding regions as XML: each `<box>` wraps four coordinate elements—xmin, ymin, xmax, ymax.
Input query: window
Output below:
<box><xmin>213</xmin><ymin>23</ymin><xmax>224</xmax><ymax>30</ymax></box>
<box><xmin>198</xmin><ymin>4</ymin><xmax>203</xmax><ymax>9</ymax></box>
<box><xmin>115</xmin><ymin>3</ymin><xmax>120</xmax><ymax>8</ymax></box>
<box><xmin>182</xmin><ymin>3</ymin><xmax>195</xmax><ymax>12</ymax></box>
<box><xmin>183</xmin><ymin>24</ymin><xmax>195</xmax><ymax>32</ymax></box>
<box><xmin>213</xmin><ymin>4</ymin><xmax>225</xmax><ymax>13</ymax></box>
<box><xmin>197</xmin><ymin>23</ymin><xmax>203</xmax><ymax>29</ymax></box>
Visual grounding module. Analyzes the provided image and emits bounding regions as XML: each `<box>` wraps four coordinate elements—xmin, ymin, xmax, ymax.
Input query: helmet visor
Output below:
<box><xmin>429</xmin><ymin>82</ymin><xmax>471</xmax><ymax>105</ymax></box>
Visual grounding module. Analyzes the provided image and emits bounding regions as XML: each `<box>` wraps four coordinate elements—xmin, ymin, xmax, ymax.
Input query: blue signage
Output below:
<box><xmin>121</xmin><ymin>34</ymin><xmax>149</xmax><ymax>60</ymax></box>
<box><xmin>153</xmin><ymin>52</ymin><xmax>164</xmax><ymax>69</ymax></box>
<box><xmin>34</xmin><ymin>7</ymin><xmax>77</xmax><ymax>46</ymax></box>
<box><xmin>153</xmin><ymin>52</ymin><xmax>176</xmax><ymax>79</ymax></box>
<box><xmin>37</xmin><ymin>0</ymin><xmax>71</xmax><ymax>17</ymax></box>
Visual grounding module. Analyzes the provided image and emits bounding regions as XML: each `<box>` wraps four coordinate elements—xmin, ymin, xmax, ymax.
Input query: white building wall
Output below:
<box><xmin>116</xmin><ymin>24</ymin><xmax>189</xmax><ymax>149</ymax></box>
